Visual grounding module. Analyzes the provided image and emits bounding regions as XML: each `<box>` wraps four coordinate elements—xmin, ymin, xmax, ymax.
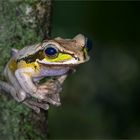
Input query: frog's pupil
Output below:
<box><xmin>86</xmin><ymin>38</ymin><xmax>92</xmax><ymax>52</ymax></box>
<box><xmin>45</xmin><ymin>47</ymin><xmax>57</xmax><ymax>56</ymax></box>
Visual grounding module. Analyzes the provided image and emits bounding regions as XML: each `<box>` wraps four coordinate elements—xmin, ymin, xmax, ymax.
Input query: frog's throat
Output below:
<box><xmin>37</xmin><ymin>67</ymin><xmax>70</xmax><ymax>77</ymax></box>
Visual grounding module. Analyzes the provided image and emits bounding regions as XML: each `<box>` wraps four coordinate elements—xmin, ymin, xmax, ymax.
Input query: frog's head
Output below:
<box><xmin>37</xmin><ymin>34</ymin><xmax>92</xmax><ymax>66</ymax></box>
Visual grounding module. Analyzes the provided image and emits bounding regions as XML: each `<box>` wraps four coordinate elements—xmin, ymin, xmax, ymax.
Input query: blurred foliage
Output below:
<box><xmin>48</xmin><ymin>1</ymin><xmax>140</xmax><ymax>139</ymax></box>
<box><xmin>0</xmin><ymin>1</ymin><xmax>140</xmax><ymax>139</ymax></box>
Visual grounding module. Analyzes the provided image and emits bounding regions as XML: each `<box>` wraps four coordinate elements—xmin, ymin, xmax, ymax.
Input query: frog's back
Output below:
<box><xmin>16</xmin><ymin>43</ymin><xmax>41</xmax><ymax>61</ymax></box>
<box><xmin>4</xmin><ymin>44</ymin><xmax>41</xmax><ymax>77</ymax></box>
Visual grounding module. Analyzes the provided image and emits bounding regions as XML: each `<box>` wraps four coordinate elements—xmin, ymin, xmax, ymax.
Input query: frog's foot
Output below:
<box><xmin>23</xmin><ymin>99</ymin><xmax>49</xmax><ymax>113</ymax></box>
<box><xmin>23</xmin><ymin>101</ymin><xmax>40</xmax><ymax>113</ymax></box>
<box><xmin>37</xmin><ymin>79</ymin><xmax>62</xmax><ymax>94</ymax></box>
<box><xmin>43</xmin><ymin>93</ymin><xmax>61</xmax><ymax>106</ymax></box>
<box><xmin>35</xmin><ymin>79</ymin><xmax>62</xmax><ymax>106</ymax></box>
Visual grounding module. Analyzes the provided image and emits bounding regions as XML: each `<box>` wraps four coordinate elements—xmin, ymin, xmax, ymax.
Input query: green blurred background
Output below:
<box><xmin>48</xmin><ymin>1</ymin><xmax>140</xmax><ymax>139</ymax></box>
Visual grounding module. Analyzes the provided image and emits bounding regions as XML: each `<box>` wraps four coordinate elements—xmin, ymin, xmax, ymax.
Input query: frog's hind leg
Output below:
<box><xmin>0</xmin><ymin>80</ymin><xmax>22</xmax><ymax>102</ymax></box>
<box><xmin>3</xmin><ymin>64</ymin><xmax>27</xmax><ymax>102</ymax></box>
<box><xmin>0</xmin><ymin>80</ymin><xmax>47</xmax><ymax>113</ymax></box>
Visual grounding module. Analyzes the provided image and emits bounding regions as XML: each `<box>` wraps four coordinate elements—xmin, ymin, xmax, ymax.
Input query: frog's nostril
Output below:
<box><xmin>74</xmin><ymin>56</ymin><xmax>80</xmax><ymax>61</ymax></box>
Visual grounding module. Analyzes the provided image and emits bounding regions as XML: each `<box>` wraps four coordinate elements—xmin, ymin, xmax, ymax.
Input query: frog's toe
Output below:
<box><xmin>43</xmin><ymin>93</ymin><xmax>61</xmax><ymax>106</ymax></box>
<box><xmin>41</xmin><ymin>104</ymin><xmax>49</xmax><ymax>110</ymax></box>
<box><xmin>34</xmin><ymin>107</ymin><xmax>40</xmax><ymax>114</ymax></box>
<box><xmin>35</xmin><ymin>102</ymin><xmax>49</xmax><ymax>110</ymax></box>
<box><xmin>23</xmin><ymin>101</ymin><xmax>40</xmax><ymax>113</ymax></box>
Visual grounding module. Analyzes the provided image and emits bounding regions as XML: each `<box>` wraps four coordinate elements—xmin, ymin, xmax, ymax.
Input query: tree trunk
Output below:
<box><xmin>0</xmin><ymin>0</ymin><xmax>52</xmax><ymax>139</ymax></box>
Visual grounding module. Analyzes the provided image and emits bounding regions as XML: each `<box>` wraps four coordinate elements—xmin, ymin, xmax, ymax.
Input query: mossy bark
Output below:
<box><xmin>0</xmin><ymin>0</ymin><xmax>52</xmax><ymax>139</ymax></box>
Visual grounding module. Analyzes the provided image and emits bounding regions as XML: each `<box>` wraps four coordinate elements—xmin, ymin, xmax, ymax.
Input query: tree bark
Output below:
<box><xmin>0</xmin><ymin>0</ymin><xmax>52</xmax><ymax>139</ymax></box>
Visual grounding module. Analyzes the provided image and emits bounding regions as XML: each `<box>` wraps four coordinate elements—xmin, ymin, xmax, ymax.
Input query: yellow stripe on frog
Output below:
<box><xmin>45</xmin><ymin>53</ymin><xmax>73</xmax><ymax>62</ymax></box>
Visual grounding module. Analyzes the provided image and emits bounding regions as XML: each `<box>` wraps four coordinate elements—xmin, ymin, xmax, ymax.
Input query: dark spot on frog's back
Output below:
<box><xmin>17</xmin><ymin>50</ymin><xmax>45</xmax><ymax>63</ymax></box>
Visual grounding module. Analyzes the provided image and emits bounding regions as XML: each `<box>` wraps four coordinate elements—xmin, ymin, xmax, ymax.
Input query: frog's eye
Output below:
<box><xmin>44</xmin><ymin>44</ymin><xmax>58</xmax><ymax>58</ymax></box>
<box><xmin>85</xmin><ymin>38</ymin><xmax>92</xmax><ymax>52</ymax></box>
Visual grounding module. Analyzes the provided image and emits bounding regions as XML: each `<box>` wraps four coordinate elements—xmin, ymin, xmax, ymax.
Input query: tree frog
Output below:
<box><xmin>0</xmin><ymin>34</ymin><xmax>91</xmax><ymax>113</ymax></box>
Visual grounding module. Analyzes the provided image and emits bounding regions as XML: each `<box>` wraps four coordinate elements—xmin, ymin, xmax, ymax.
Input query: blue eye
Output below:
<box><xmin>44</xmin><ymin>45</ymin><xmax>58</xmax><ymax>57</ymax></box>
<box><xmin>85</xmin><ymin>38</ymin><xmax>92</xmax><ymax>52</ymax></box>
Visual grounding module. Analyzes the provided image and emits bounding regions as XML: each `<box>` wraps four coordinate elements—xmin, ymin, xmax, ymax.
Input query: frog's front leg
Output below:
<box><xmin>15</xmin><ymin>67</ymin><xmax>62</xmax><ymax>101</ymax></box>
<box><xmin>40</xmin><ymin>74</ymin><xmax>68</xmax><ymax>106</ymax></box>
